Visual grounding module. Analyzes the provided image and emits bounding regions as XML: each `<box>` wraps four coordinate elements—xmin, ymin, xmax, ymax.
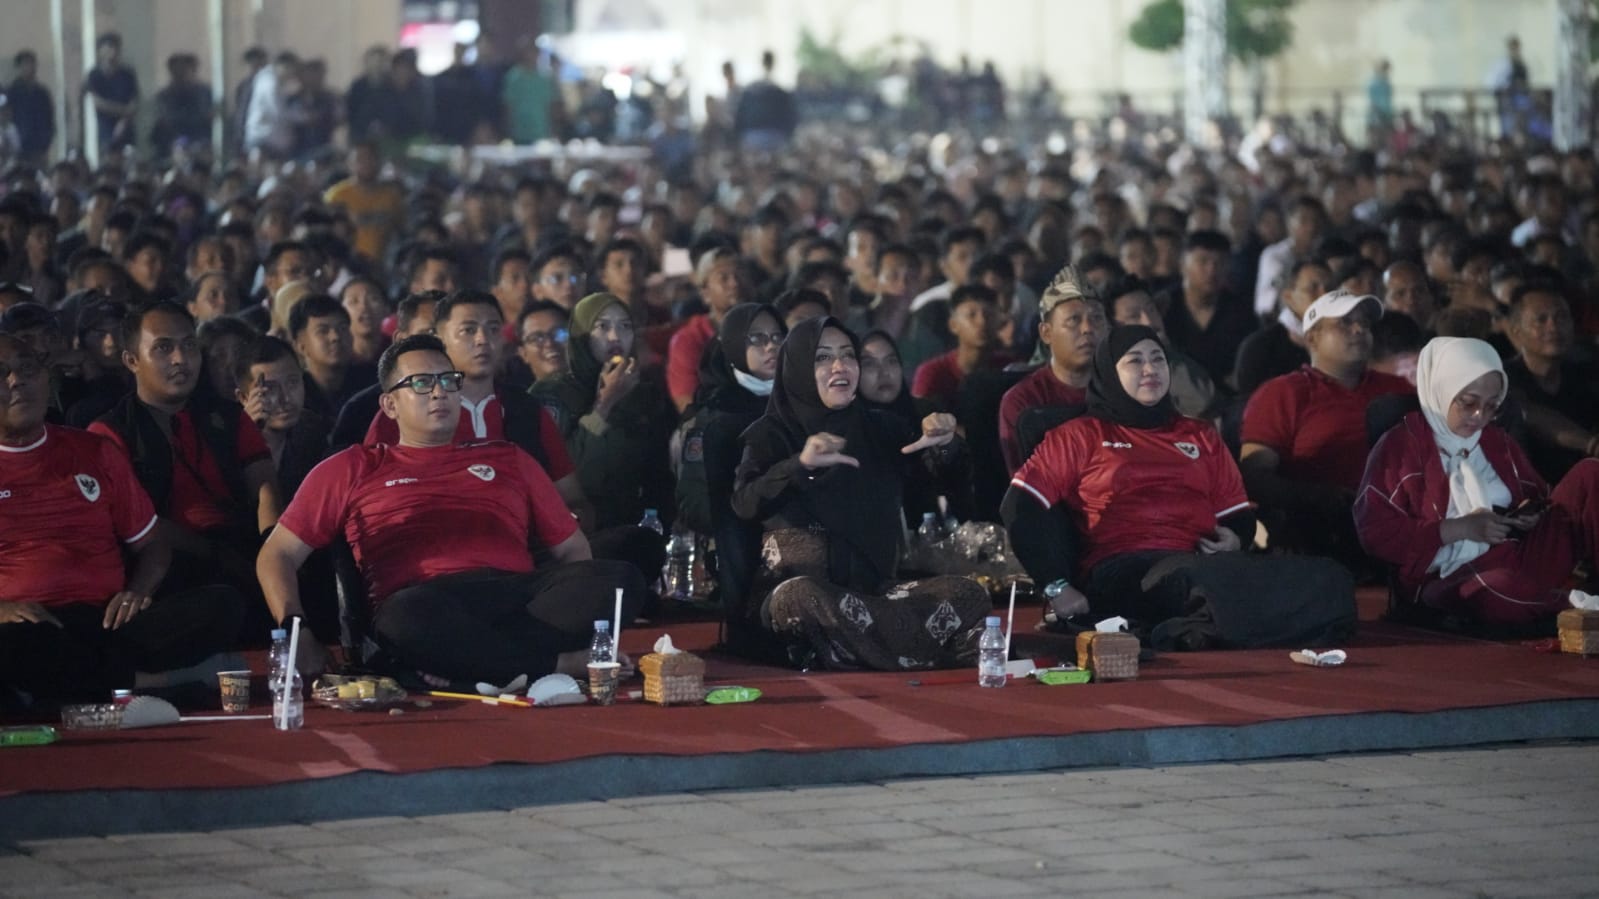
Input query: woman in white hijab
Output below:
<box><xmin>1354</xmin><ymin>337</ymin><xmax>1599</xmax><ymax>629</ymax></box>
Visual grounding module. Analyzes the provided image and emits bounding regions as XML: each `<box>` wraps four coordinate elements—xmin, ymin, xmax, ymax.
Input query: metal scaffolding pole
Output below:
<box><xmin>1182</xmin><ymin>0</ymin><xmax>1228</xmax><ymax>146</ymax></box>
<box><xmin>1554</xmin><ymin>0</ymin><xmax>1592</xmax><ymax>151</ymax></box>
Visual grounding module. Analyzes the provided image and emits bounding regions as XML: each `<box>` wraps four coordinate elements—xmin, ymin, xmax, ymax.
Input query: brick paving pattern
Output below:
<box><xmin>3</xmin><ymin>742</ymin><xmax>1596</xmax><ymax>898</ymax></box>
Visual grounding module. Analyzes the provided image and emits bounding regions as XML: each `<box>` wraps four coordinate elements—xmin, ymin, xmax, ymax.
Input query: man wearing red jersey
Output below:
<box><xmin>89</xmin><ymin>303</ymin><xmax>281</xmax><ymax>591</ymax></box>
<box><xmin>997</xmin><ymin>271</ymin><xmax>1108</xmax><ymax>472</ymax></box>
<box><xmin>0</xmin><ymin>335</ymin><xmax>243</xmax><ymax>702</ymax></box>
<box><xmin>1241</xmin><ymin>289</ymin><xmax>1412</xmax><ymax>562</ymax></box>
<box><xmin>257</xmin><ymin>334</ymin><xmax>645</xmax><ymax>682</ymax></box>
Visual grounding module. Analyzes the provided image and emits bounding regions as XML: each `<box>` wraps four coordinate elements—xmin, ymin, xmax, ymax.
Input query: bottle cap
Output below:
<box><xmin>594</xmin><ymin>620</ymin><xmax>610</xmax><ymax>632</ymax></box>
<box><xmin>644</xmin><ymin>508</ymin><xmax>658</xmax><ymax>516</ymax></box>
<box><xmin>986</xmin><ymin>616</ymin><xmax>1002</xmax><ymax>626</ymax></box>
<box><xmin>922</xmin><ymin>512</ymin><xmax>936</xmax><ymax>522</ymax></box>
<box><xmin>270</xmin><ymin>628</ymin><xmax>287</xmax><ymax>640</ymax></box>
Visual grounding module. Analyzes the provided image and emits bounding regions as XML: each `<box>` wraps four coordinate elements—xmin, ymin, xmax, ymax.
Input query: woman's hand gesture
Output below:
<box><xmin>901</xmin><ymin>413</ymin><xmax>957</xmax><ymax>454</ymax></box>
<box><xmin>799</xmin><ymin>432</ymin><xmax>859</xmax><ymax>470</ymax></box>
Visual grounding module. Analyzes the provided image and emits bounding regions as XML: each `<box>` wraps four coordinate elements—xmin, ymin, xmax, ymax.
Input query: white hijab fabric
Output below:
<box><xmin>1415</xmin><ymin>337</ymin><xmax>1512</xmax><ymax>575</ymax></box>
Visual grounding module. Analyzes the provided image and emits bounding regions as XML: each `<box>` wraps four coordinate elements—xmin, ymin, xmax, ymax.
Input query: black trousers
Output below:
<box><xmin>371</xmin><ymin>562</ymin><xmax>647</xmax><ymax>685</ymax></box>
<box><xmin>1084</xmin><ymin>550</ymin><xmax>1191</xmax><ymax>627</ymax></box>
<box><xmin>0</xmin><ymin>585</ymin><xmax>245</xmax><ymax>702</ymax></box>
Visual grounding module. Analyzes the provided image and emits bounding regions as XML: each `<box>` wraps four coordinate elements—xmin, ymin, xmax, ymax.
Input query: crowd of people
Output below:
<box><xmin>3</xmin><ymin>30</ymin><xmax>1599</xmax><ymax>707</ymax></box>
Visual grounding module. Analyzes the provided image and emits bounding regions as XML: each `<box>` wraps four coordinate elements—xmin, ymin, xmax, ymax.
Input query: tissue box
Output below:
<box><xmin>1558</xmin><ymin>609</ymin><xmax>1599</xmax><ymax>656</ymax></box>
<box><xmin>1075</xmin><ymin>632</ymin><xmax>1140</xmax><ymax>680</ymax></box>
<box><xmin>639</xmin><ymin>651</ymin><xmax>706</xmax><ymax>705</ymax></box>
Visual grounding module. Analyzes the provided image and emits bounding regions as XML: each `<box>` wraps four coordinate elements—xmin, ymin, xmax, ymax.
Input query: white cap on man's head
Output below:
<box><xmin>1303</xmin><ymin>289</ymin><xmax>1382</xmax><ymax>332</ymax></box>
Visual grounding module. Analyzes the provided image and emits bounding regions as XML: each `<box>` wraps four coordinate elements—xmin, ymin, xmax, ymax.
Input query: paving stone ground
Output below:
<box><xmin>3</xmin><ymin>742</ymin><xmax>1597</xmax><ymax>898</ymax></box>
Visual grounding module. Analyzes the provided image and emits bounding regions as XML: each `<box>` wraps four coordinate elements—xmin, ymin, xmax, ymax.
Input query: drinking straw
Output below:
<box><xmin>426</xmin><ymin>691</ymin><xmax>532</xmax><ymax>708</ymax></box>
<box><xmin>280</xmin><ymin>616</ymin><xmax>301</xmax><ymax>729</ymax></box>
<box><xmin>1004</xmin><ymin>582</ymin><xmax>1018</xmax><ymax>657</ymax></box>
<box><xmin>612</xmin><ymin>587</ymin><xmax>624</xmax><ymax>655</ymax></box>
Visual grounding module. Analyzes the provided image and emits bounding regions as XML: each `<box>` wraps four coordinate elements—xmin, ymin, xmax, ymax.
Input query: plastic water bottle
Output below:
<box><xmin>638</xmin><ymin>508</ymin><xmax>664</xmax><ymax>536</ymax></box>
<box><xmin>978</xmin><ymin>616</ymin><xmax>1007</xmax><ymax>688</ymax></box>
<box><xmin>664</xmin><ymin>527</ymin><xmax>696</xmax><ymax>600</ymax></box>
<box><xmin>589</xmin><ymin>620</ymin><xmax>615</xmax><ymax>665</ymax></box>
<box><xmin>267</xmin><ymin>628</ymin><xmax>289</xmax><ymax>687</ymax></box>
<box><xmin>272</xmin><ymin>669</ymin><xmax>304</xmax><ymax>730</ymax></box>
<box><xmin>917</xmin><ymin>512</ymin><xmax>943</xmax><ymax>550</ymax></box>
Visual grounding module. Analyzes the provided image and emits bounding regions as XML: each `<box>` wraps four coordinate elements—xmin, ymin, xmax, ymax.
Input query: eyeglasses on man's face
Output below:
<box><xmin>385</xmin><ymin>370</ymin><xmax>465</xmax><ymax>394</ymax></box>
<box><xmin>522</xmin><ymin>327</ymin><xmax>569</xmax><ymax>348</ymax></box>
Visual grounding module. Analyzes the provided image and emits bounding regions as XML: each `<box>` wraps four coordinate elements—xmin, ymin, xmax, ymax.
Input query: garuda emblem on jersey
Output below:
<box><xmin>75</xmin><ymin>473</ymin><xmax>101</xmax><ymax>502</ymax></box>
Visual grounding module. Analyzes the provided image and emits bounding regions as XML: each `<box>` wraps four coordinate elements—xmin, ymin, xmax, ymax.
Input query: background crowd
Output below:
<box><xmin>2</xmin><ymin>30</ymin><xmax>1599</xmax><ymax>703</ymax></box>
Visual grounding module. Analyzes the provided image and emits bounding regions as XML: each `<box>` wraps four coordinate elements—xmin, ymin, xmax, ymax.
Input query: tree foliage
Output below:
<box><xmin>1128</xmin><ymin>0</ymin><xmax>1298</xmax><ymax>63</ymax></box>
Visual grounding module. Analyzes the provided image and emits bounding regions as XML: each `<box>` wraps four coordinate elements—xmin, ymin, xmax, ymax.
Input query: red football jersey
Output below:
<box><xmin>362</xmin><ymin>393</ymin><xmax>575</xmax><ymax>481</ymax></box>
<box><xmin>1241</xmin><ymin>365</ymin><xmax>1413</xmax><ymax>491</ymax></box>
<box><xmin>0</xmin><ymin>426</ymin><xmax>158</xmax><ymax>606</ymax></box>
<box><xmin>90</xmin><ymin>406</ymin><xmax>270</xmax><ymax>533</ymax></box>
<box><xmin>1011</xmin><ymin>415</ymin><xmax>1251</xmax><ymax>571</ymax></box>
<box><xmin>277</xmin><ymin>441</ymin><xmax>578</xmax><ymax>606</ymax></box>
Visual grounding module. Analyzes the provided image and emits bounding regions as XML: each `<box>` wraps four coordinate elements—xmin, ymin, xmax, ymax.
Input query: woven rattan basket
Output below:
<box><xmin>1558</xmin><ymin>609</ymin><xmax>1599</xmax><ymax>656</ymax></box>
<box><xmin>640</xmin><ymin>651</ymin><xmax>707</xmax><ymax>705</ymax></box>
<box><xmin>1076</xmin><ymin>631</ymin><xmax>1140</xmax><ymax>680</ymax></box>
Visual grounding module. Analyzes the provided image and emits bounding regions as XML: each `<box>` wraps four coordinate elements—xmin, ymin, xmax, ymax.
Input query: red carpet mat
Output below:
<box><xmin>5</xmin><ymin>590</ymin><xmax>1599</xmax><ymax>802</ymax></box>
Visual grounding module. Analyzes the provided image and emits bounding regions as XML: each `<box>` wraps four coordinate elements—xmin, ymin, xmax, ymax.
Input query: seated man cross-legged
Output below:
<box><xmin>257</xmin><ymin>334</ymin><xmax>646</xmax><ymax>684</ymax></box>
<box><xmin>0</xmin><ymin>335</ymin><xmax>244</xmax><ymax>704</ymax></box>
<box><xmin>1240</xmin><ymin>289</ymin><xmax>1411</xmax><ymax>564</ymax></box>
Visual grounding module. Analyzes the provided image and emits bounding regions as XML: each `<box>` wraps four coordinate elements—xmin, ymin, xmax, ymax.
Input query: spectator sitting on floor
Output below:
<box><xmin>233</xmin><ymin>335</ymin><xmax>330</xmax><ymax>503</ymax></box>
<box><xmin>531</xmin><ymin>292</ymin><xmax>675</xmax><ymax>532</ymax></box>
<box><xmin>1105</xmin><ymin>278</ymin><xmax>1219</xmax><ymax>419</ymax></box>
<box><xmin>90</xmin><ymin>302</ymin><xmax>281</xmax><ymax>608</ymax></box>
<box><xmin>732</xmin><ymin>316</ymin><xmax>988</xmax><ymax>670</ymax></box>
<box><xmin>775</xmin><ymin>287</ymin><xmax>831</xmax><ymax>330</ymax></box>
<box><xmin>339</xmin><ymin>276</ymin><xmax>390</xmax><ymax>365</ymax></box>
<box><xmin>900</xmin><ymin>225</ymin><xmax>984</xmax><ymax>375</ymax></box>
<box><xmin>530</xmin><ymin>242</ymin><xmax>585</xmax><ymax>310</ymax></box>
<box><xmin>850</xmin><ymin>242</ymin><xmax>924</xmax><ymax>342</ymax></box>
<box><xmin>1370</xmin><ymin>310</ymin><xmax>1425</xmax><ymax>385</ymax></box>
<box><xmin>513</xmin><ymin>300</ymin><xmax>570</xmax><ymax>388</ymax></box>
<box><xmin>1355</xmin><ymin>336</ymin><xmax>1599</xmax><ymax>630</ymax></box>
<box><xmin>1381</xmin><ymin>260</ymin><xmax>1438</xmax><ymax>333</ymax></box>
<box><xmin>1160</xmin><ymin>230</ymin><xmax>1259</xmax><ymax>388</ymax></box>
<box><xmin>1502</xmin><ymin>282</ymin><xmax>1599</xmax><ymax>483</ymax></box>
<box><xmin>668</xmin><ymin>247</ymin><xmax>748</xmax><ymax>413</ymax></box>
<box><xmin>1233</xmin><ymin>259</ymin><xmax>1332</xmax><ymax>399</ymax></box>
<box><xmin>1240</xmin><ymin>290</ymin><xmax>1412</xmax><ymax>563</ymax></box>
<box><xmin>1003</xmin><ymin>324</ymin><xmax>1256</xmax><ymax>630</ymax></box>
<box><xmin>257</xmin><ymin>334</ymin><xmax>647</xmax><ymax>682</ymax></box>
<box><xmin>287</xmin><ymin>293</ymin><xmax>376</xmax><ymax>420</ymax></box>
<box><xmin>329</xmin><ymin>290</ymin><xmax>439</xmax><ymax>450</ymax></box>
<box><xmin>673</xmin><ymin>304</ymin><xmax>786</xmax><ymax>643</ymax></box>
<box><xmin>0</xmin><ymin>334</ymin><xmax>244</xmax><ymax>703</ymax></box>
<box><xmin>998</xmin><ymin>266</ymin><xmax>1109</xmax><ymax>473</ymax></box>
<box><xmin>910</xmin><ymin>284</ymin><xmax>1011</xmax><ymax>412</ymax></box>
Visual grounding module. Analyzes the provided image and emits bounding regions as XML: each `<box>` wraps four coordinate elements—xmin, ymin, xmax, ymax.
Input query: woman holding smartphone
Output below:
<box><xmin>1356</xmin><ymin>337</ymin><xmax>1599</xmax><ymax>629</ymax></box>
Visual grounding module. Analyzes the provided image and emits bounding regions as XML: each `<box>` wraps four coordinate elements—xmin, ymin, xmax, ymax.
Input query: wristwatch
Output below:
<box><xmin>1043</xmin><ymin>579</ymin><xmax>1072</xmax><ymax>599</ymax></box>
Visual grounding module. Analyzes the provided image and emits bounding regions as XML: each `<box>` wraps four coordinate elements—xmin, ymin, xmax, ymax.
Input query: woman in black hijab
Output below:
<box><xmin>673</xmin><ymin>304</ymin><xmax>784</xmax><ymax>619</ymax></box>
<box><xmin>857</xmin><ymin>327</ymin><xmax>973</xmax><ymax>526</ymax></box>
<box><xmin>1002</xmin><ymin>325</ymin><xmax>1258</xmax><ymax>628</ymax></box>
<box><xmin>732</xmin><ymin>316</ymin><xmax>991</xmax><ymax>669</ymax></box>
